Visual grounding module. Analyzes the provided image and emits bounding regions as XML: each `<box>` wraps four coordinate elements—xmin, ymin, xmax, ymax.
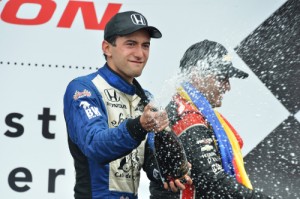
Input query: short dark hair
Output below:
<box><xmin>103</xmin><ymin>35</ymin><xmax>117</xmax><ymax>60</ymax></box>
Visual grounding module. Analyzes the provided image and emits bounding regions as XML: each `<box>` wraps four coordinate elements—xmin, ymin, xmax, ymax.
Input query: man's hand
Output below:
<box><xmin>140</xmin><ymin>104</ymin><xmax>169</xmax><ymax>132</ymax></box>
<box><xmin>163</xmin><ymin>163</ymin><xmax>193</xmax><ymax>192</ymax></box>
<box><xmin>163</xmin><ymin>174</ymin><xmax>193</xmax><ymax>192</ymax></box>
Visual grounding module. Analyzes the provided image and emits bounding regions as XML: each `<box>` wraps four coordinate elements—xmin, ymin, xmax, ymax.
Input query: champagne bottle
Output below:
<box><xmin>137</xmin><ymin>92</ymin><xmax>189</xmax><ymax>182</ymax></box>
<box><xmin>153</xmin><ymin>125</ymin><xmax>190</xmax><ymax>181</ymax></box>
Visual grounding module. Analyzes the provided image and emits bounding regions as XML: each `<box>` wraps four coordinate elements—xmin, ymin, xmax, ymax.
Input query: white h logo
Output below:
<box><xmin>131</xmin><ymin>14</ymin><xmax>146</xmax><ymax>25</ymax></box>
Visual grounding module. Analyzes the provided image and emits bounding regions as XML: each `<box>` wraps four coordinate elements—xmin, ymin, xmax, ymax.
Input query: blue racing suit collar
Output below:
<box><xmin>98</xmin><ymin>63</ymin><xmax>136</xmax><ymax>95</ymax></box>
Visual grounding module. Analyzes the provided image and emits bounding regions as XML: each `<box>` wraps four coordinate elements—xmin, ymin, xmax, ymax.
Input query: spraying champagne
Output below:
<box><xmin>150</xmin><ymin>107</ymin><xmax>190</xmax><ymax>182</ymax></box>
<box><xmin>135</xmin><ymin>83</ymin><xmax>190</xmax><ymax>183</ymax></box>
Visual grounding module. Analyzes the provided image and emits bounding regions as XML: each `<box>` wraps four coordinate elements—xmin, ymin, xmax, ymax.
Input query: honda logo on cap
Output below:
<box><xmin>131</xmin><ymin>14</ymin><xmax>146</xmax><ymax>25</ymax></box>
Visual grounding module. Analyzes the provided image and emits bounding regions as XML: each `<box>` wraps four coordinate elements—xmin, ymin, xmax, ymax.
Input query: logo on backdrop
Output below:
<box><xmin>0</xmin><ymin>1</ymin><xmax>122</xmax><ymax>30</ymax></box>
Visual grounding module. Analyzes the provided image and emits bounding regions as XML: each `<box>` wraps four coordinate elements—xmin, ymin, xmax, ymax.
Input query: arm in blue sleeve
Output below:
<box><xmin>63</xmin><ymin>79</ymin><xmax>146</xmax><ymax>164</ymax></box>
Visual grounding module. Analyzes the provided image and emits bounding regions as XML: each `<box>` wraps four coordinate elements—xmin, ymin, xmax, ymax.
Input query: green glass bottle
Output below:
<box><xmin>154</xmin><ymin>126</ymin><xmax>190</xmax><ymax>181</ymax></box>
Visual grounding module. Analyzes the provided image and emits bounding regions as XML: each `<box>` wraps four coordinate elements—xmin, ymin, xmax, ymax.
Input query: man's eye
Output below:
<box><xmin>127</xmin><ymin>42</ymin><xmax>135</xmax><ymax>46</ymax></box>
<box><xmin>143</xmin><ymin>44</ymin><xmax>150</xmax><ymax>49</ymax></box>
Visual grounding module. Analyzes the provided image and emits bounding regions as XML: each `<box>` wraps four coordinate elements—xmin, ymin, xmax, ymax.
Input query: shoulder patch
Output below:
<box><xmin>73</xmin><ymin>89</ymin><xmax>91</xmax><ymax>100</ymax></box>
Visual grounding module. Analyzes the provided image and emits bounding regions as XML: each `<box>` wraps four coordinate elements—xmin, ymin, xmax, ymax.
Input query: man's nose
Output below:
<box><xmin>134</xmin><ymin>46</ymin><xmax>144</xmax><ymax>58</ymax></box>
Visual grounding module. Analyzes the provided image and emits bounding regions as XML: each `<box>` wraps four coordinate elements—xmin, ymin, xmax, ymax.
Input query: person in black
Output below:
<box><xmin>148</xmin><ymin>40</ymin><xmax>273</xmax><ymax>199</ymax></box>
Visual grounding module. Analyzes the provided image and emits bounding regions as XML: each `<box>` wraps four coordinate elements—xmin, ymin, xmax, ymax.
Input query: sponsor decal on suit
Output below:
<box><xmin>79</xmin><ymin>101</ymin><xmax>101</xmax><ymax>119</ymax></box>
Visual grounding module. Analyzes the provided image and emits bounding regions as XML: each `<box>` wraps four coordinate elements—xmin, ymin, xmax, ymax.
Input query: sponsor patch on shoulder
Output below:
<box><xmin>73</xmin><ymin>89</ymin><xmax>91</xmax><ymax>100</ymax></box>
<box><xmin>79</xmin><ymin>101</ymin><xmax>101</xmax><ymax>119</ymax></box>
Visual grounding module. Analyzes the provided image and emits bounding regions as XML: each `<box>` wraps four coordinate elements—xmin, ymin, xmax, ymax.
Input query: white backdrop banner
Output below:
<box><xmin>0</xmin><ymin>0</ymin><xmax>290</xmax><ymax>198</ymax></box>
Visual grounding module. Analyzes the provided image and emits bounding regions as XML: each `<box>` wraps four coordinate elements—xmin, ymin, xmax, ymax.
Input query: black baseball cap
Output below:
<box><xmin>180</xmin><ymin>40</ymin><xmax>249</xmax><ymax>79</ymax></box>
<box><xmin>104</xmin><ymin>11</ymin><xmax>162</xmax><ymax>40</ymax></box>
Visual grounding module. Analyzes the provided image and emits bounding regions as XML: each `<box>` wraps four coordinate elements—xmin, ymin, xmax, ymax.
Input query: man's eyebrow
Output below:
<box><xmin>124</xmin><ymin>40</ymin><xmax>150</xmax><ymax>45</ymax></box>
<box><xmin>125</xmin><ymin>39</ymin><xmax>137</xmax><ymax>43</ymax></box>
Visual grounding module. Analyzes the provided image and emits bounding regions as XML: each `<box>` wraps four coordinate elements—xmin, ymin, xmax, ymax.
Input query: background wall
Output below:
<box><xmin>1</xmin><ymin>0</ymin><xmax>299</xmax><ymax>198</ymax></box>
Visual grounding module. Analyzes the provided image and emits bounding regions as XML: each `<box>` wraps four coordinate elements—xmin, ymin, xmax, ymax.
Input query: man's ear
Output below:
<box><xmin>102</xmin><ymin>40</ymin><xmax>112</xmax><ymax>58</ymax></box>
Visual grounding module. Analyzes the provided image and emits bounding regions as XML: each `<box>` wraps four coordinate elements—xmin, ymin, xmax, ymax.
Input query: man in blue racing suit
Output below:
<box><xmin>63</xmin><ymin>11</ymin><xmax>191</xmax><ymax>199</ymax></box>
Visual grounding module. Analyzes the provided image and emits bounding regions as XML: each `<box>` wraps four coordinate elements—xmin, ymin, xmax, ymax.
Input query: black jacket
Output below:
<box><xmin>148</xmin><ymin>94</ymin><xmax>272</xmax><ymax>199</ymax></box>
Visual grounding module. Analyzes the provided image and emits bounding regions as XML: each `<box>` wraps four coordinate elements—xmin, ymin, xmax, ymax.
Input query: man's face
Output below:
<box><xmin>192</xmin><ymin>73</ymin><xmax>231</xmax><ymax>108</ymax></box>
<box><xmin>103</xmin><ymin>29</ymin><xmax>151</xmax><ymax>83</ymax></box>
